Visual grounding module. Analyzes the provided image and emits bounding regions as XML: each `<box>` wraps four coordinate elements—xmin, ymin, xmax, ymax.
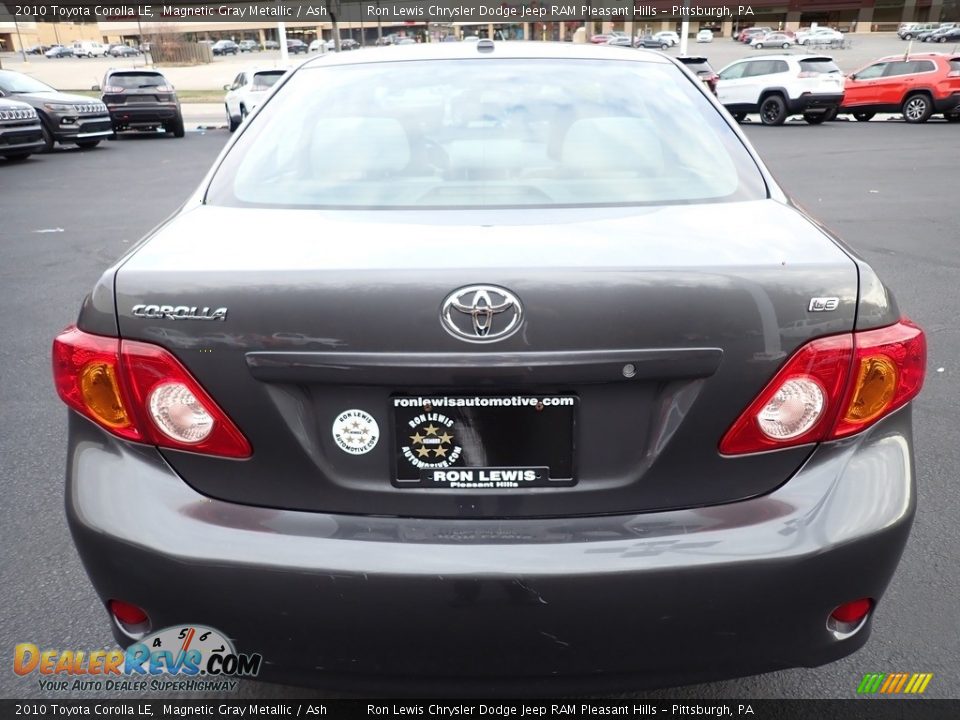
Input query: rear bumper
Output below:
<box><xmin>787</xmin><ymin>93</ymin><xmax>845</xmax><ymax>114</ymax></box>
<box><xmin>0</xmin><ymin>122</ymin><xmax>44</xmax><ymax>153</ymax></box>
<box><xmin>934</xmin><ymin>93</ymin><xmax>960</xmax><ymax>114</ymax></box>
<box><xmin>65</xmin><ymin>408</ymin><xmax>916</xmax><ymax>692</ymax></box>
<box><xmin>108</xmin><ymin>104</ymin><xmax>181</xmax><ymax>126</ymax></box>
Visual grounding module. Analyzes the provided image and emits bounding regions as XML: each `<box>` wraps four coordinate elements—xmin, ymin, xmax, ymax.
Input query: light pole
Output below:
<box><xmin>14</xmin><ymin>17</ymin><xmax>27</xmax><ymax>63</ymax></box>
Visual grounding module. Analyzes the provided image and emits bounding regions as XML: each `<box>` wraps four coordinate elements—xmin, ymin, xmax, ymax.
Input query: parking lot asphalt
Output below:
<box><xmin>1</xmin><ymin>123</ymin><xmax>958</xmax><ymax>700</ymax></box>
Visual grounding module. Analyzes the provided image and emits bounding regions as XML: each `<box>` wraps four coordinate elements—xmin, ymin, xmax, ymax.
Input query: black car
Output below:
<box><xmin>286</xmin><ymin>39</ymin><xmax>309</xmax><ymax>54</ymax></box>
<box><xmin>0</xmin><ymin>70</ymin><xmax>112</xmax><ymax>151</ymax></box>
<box><xmin>211</xmin><ymin>40</ymin><xmax>239</xmax><ymax>56</ymax></box>
<box><xmin>0</xmin><ymin>98</ymin><xmax>44</xmax><ymax>160</ymax></box>
<box><xmin>677</xmin><ymin>56</ymin><xmax>719</xmax><ymax>95</ymax></box>
<box><xmin>99</xmin><ymin>70</ymin><xmax>184</xmax><ymax>137</ymax></box>
<box><xmin>24</xmin><ymin>44</ymin><xmax>49</xmax><ymax>55</ymax></box>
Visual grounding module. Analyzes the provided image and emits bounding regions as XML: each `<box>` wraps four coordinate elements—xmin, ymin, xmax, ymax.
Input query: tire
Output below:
<box><xmin>938</xmin><ymin>37</ymin><xmax>946</xmax><ymax>43</ymax></box>
<box><xmin>226</xmin><ymin>104</ymin><xmax>240</xmax><ymax>132</ymax></box>
<box><xmin>803</xmin><ymin>112</ymin><xmax>829</xmax><ymax>124</ymax></box>
<box><xmin>759</xmin><ymin>94</ymin><xmax>787</xmax><ymax>126</ymax></box>
<box><xmin>76</xmin><ymin>140</ymin><xmax>100</xmax><ymax>149</ymax></box>
<box><xmin>903</xmin><ymin>33</ymin><xmax>913</xmax><ymax>40</ymax></box>
<box><xmin>39</xmin><ymin>121</ymin><xmax>55</xmax><ymax>153</ymax></box>
<box><xmin>944</xmin><ymin>112</ymin><xmax>960</xmax><ymax>123</ymax></box>
<box><xmin>853</xmin><ymin>111</ymin><xmax>875</xmax><ymax>122</ymax></box>
<box><xmin>167</xmin><ymin>117</ymin><xmax>185</xmax><ymax>138</ymax></box>
<box><xmin>902</xmin><ymin>93</ymin><xmax>933</xmax><ymax>124</ymax></box>
<box><xmin>732</xmin><ymin>112</ymin><xmax>747</xmax><ymax>122</ymax></box>
<box><xmin>661</xmin><ymin>43</ymin><xmax>668</xmax><ymax>50</ymax></box>
<box><xmin>240</xmin><ymin>105</ymin><xmax>248</xmax><ymax>121</ymax></box>
<box><xmin>755</xmin><ymin>43</ymin><xmax>763</xmax><ymax>49</ymax></box>
<box><xmin>782</xmin><ymin>43</ymin><xmax>790</xmax><ymax>49</ymax></box>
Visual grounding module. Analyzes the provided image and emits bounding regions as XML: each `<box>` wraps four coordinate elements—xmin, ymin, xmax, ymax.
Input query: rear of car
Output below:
<box><xmin>101</xmin><ymin>70</ymin><xmax>184</xmax><ymax>137</ymax></box>
<box><xmin>717</xmin><ymin>55</ymin><xmax>845</xmax><ymax>125</ymax></box>
<box><xmin>677</xmin><ymin>56</ymin><xmax>719</xmax><ymax>95</ymax></box>
<box><xmin>212</xmin><ymin>40</ymin><xmax>239</xmax><ymax>56</ymax></box>
<box><xmin>0</xmin><ymin>99</ymin><xmax>44</xmax><ymax>160</ymax></box>
<box><xmin>57</xmin><ymin>44</ymin><xmax>924</xmax><ymax>692</ymax></box>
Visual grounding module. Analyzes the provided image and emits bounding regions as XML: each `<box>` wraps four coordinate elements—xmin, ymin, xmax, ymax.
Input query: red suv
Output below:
<box><xmin>840</xmin><ymin>53</ymin><xmax>960</xmax><ymax>123</ymax></box>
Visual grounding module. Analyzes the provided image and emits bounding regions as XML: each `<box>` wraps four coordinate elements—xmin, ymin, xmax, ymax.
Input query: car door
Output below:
<box><xmin>226</xmin><ymin>73</ymin><xmax>246</xmax><ymax>116</ymax></box>
<box><xmin>717</xmin><ymin>61</ymin><xmax>754</xmax><ymax>107</ymax></box>
<box><xmin>878</xmin><ymin>61</ymin><xmax>918</xmax><ymax>108</ymax></box>
<box><xmin>844</xmin><ymin>62</ymin><xmax>887</xmax><ymax>107</ymax></box>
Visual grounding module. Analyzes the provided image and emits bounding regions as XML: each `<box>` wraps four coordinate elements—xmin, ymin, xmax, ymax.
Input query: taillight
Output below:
<box><xmin>720</xmin><ymin>319</ymin><xmax>925</xmax><ymax>455</ymax></box>
<box><xmin>155</xmin><ymin>84</ymin><xmax>174</xmax><ymax>92</ymax></box>
<box><xmin>52</xmin><ymin>326</ymin><xmax>251</xmax><ymax>458</ymax></box>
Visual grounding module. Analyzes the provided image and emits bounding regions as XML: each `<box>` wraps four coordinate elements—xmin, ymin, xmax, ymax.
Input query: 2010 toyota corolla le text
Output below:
<box><xmin>53</xmin><ymin>40</ymin><xmax>927</xmax><ymax>693</ymax></box>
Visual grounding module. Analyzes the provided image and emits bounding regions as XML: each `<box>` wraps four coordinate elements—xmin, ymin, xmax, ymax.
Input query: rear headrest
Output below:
<box><xmin>561</xmin><ymin>117</ymin><xmax>664</xmax><ymax>174</ymax></box>
<box><xmin>312</xmin><ymin>117</ymin><xmax>410</xmax><ymax>175</ymax></box>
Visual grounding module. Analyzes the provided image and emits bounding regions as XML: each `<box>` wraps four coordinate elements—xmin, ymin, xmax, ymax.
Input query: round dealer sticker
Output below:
<box><xmin>332</xmin><ymin>409</ymin><xmax>380</xmax><ymax>455</ymax></box>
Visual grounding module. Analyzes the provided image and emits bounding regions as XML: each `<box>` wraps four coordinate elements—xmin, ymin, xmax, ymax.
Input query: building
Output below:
<box><xmin>2</xmin><ymin>0</ymin><xmax>959</xmax><ymax>52</ymax></box>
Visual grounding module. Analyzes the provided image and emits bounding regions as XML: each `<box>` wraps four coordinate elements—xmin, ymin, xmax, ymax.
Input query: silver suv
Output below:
<box><xmin>716</xmin><ymin>54</ymin><xmax>845</xmax><ymax>125</ymax></box>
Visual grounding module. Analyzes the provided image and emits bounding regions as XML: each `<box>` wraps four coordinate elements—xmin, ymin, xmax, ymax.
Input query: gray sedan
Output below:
<box><xmin>54</xmin><ymin>41</ymin><xmax>926</xmax><ymax>692</ymax></box>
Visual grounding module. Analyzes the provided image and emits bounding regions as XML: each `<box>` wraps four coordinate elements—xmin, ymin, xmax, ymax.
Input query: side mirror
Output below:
<box><xmin>223</xmin><ymin>84</ymin><xmax>231</xmax><ymax>91</ymax></box>
<box><xmin>91</xmin><ymin>84</ymin><xmax>101</xmax><ymax>91</ymax></box>
<box><xmin>848</xmin><ymin>74</ymin><xmax>857</xmax><ymax>81</ymax></box>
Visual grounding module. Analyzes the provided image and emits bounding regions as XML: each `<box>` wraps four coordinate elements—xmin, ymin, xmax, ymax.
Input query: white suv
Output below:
<box><xmin>716</xmin><ymin>54</ymin><xmax>845</xmax><ymax>125</ymax></box>
<box><xmin>223</xmin><ymin>67</ymin><xmax>289</xmax><ymax>131</ymax></box>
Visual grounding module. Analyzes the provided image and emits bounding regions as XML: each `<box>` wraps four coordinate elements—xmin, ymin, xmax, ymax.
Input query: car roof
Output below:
<box><xmin>300</xmin><ymin>41</ymin><xmax>673</xmax><ymax>69</ymax></box>
<box><xmin>876</xmin><ymin>53</ymin><xmax>953</xmax><ymax>61</ymax></box>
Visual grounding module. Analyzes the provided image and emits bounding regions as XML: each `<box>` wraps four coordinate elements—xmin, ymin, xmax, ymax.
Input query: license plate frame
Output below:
<box><xmin>390</xmin><ymin>394</ymin><xmax>577</xmax><ymax>489</ymax></box>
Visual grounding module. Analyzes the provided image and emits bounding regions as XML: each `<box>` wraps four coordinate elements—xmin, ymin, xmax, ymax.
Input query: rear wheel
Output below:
<box><xmin>759</xmin><ymin>94</ymin><xmax>787</xmax><ymax>126</ymax></box>
<box><xmin>166</xmin><ymin>117</ymin><xmax>185</xmax><ymax>138</ymax></box>
<box><xmin>902</xmin><ymin>93</ymin><xmax>933</xmax><ymax>124</ymax></box>
<box><xmin>755</xmin><ymin>43</ymin><xmax>764</xmax><ymax>49</ymax></box>
<box><xmin>732</xmin><ymin>112</ymin><xmax>746</xmax><ymax>122</ymax></box>
<box><xmin>853</xmin><ymin>111</ymin><xmax>875</xmax><ymax>122</ymax></box>
<box><xmin>76</xmin><ymin>140</ymin><xmax>100</xmax><ymax>149</ymax></box>
<box><xmin>782</xmin><ymin>42</ymin><xmax>791</xmax><ymax>49</ymax></box>
<box><xmin>945</xmin><ymin>112</ymin><xmax>960</xmax><ymax>123</ymax></box>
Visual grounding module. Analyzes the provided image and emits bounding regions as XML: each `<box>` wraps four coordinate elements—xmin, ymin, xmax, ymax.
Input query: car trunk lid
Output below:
<box><xmin>114</xmin><ymin>201</ymin><xmax>859</xmax><ymax>518</ymax></box>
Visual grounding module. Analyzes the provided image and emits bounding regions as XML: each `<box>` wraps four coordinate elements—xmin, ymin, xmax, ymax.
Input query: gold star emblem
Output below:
<box><xmin>409</xmin><ymin>432</ymin><xmax>425</xmax><ymax>444</ymax></box>
<box><xmin>416</xmin><ymin>446</ymin><xmax>431</xmax><ymax>458</ymax></box>
<box><xmin>438</xmin><ymin>432</ymin><xmax>453</xmax><ymax>445</ymax></box>
<box><xmin>434</xmin><ymin>445</ymin><xmax>448</xmax><ymax>458</ymax></box>
<box><xmin>424</xmin><ymin>424</ymin><xmax>440</xmax><ymax>436</ymax></box>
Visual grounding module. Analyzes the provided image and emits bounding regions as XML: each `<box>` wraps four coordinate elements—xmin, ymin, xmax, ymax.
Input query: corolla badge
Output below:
<box><xmin>441</xmin><ymin>285</ymin><xmax>522</xmax><ymax>343</ymax></box>
<box><xmin>132</xmin><ymin>304</ymin><xmax>228</xmax><ymax>321</ymax></box>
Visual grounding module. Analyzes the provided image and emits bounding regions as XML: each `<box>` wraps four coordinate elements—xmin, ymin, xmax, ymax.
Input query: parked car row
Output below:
<box><xmin>0</xmin><ymin>67</ymin><xmax>184</xmax><ymax>161</ymax></box>
<box><xmin>736</xmin><ymin>26</ymin><xmax>845</xmax><ymax>47</ymax></box>
<box><xmin>898</xmin><ymin>21</ymin><xmax>960</xmax><ymax>42</ymax></box>
<box><xmin>715</xmin><ymin>52</ymin><xmax>960</xmax><ymax>126</ymax></box>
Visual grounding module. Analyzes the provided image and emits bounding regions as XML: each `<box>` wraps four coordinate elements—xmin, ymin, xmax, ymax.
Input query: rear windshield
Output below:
<box><xmin>206</xmin><ymin>59</ymin><xmax>766</xmax><ymax>210</ymax></box>
<box><xmin>680</xmin><ymin>59</ymin><xmax>713</xmax><ymax>74</ymax></box>
<box><xmin>253</xmin><ymin>72</ymin><xmax>284</xmax><ymax>88</ymax></box>
<box><xmin>951</xmin><ymin>59</ymin><xmax>960</xmax><ymax>72</ymax></box>
<box><xmin>799</xmin><ymin>58</ymin><xmax>842</xmax><ymax>74</ymax></box>
<box><xmin>107</xmin><ymin>73</ymin><xmax>167</xmax><ymax>88</ymax></box>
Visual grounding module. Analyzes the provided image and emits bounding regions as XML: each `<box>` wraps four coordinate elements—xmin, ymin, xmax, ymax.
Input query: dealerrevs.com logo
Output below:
<box><xmin>14</xmin><ymin>625</ymin><xmax>262</xmax><ymax>692</ymax></box>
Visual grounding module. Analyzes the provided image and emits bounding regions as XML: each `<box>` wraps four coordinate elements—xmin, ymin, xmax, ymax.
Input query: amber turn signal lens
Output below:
<box><xmin>79</xmin><ymin>361</ymin><xmax>131</xmax><ymax>429</ymax></box>
<box><xmin>844</xmin><ymin>355</ymin><xmax>898</xmax><ymax>425</ymax></box>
